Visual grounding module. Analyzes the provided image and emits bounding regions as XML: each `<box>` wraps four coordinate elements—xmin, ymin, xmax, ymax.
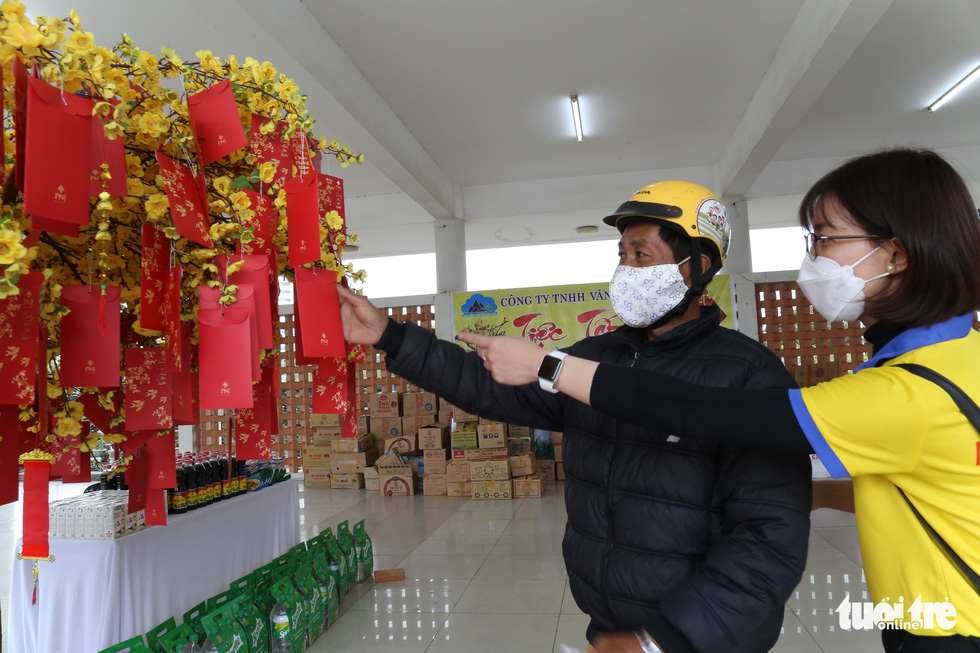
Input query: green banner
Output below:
<box><xmin>451</xmin><ymin>275</ymin><xmax>735</xmax><ymax>350</ymax></box>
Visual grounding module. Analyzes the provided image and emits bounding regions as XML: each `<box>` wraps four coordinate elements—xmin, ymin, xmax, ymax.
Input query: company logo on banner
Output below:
<box><xmin>451</xmin><ymin>276</ymin><xmax>735</xmax><ymax>349</ymax></box>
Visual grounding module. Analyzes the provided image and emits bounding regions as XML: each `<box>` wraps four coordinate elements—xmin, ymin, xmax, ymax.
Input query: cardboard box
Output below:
<box><xmin>509</xmin><ymin>453</ymin><xmax>536</xmax><ymax>478</ymax></box>
<box><xmin>451</xmin><ymin>427</ymin><xmax>478</xmax><ymax>450</ymax></box>
<box><xmin>451</xmin><ymin>405</ymin><xmax>479</xmax><ymax>423</ymax></box>
<box><xmin>553</xmin><ymin>443</ymin><xmax>563</xmax><ymax>463</ymax></box>
<box><xmin>438</xmin><ymin>408</ymin><xmax>453</xmax><ymax>424</ymax></box>
<box><xmin>302</xmin><ymin>446</ymin><xmax>332</xmax><ymax>467</ymax></box>
<box><xmin>303</xmin><ymin>467</ymin><xmax>331</xmax><ymax>487</ymax></box>
<box><xmin>310</xmin><ymin>430</ymin><xmax>341</xmax><ymax>446</ymax></box>
<box><xmin>423</xmin><ymin>449</ymin><xmax>449</xmax><ymax>475</ymax></box>
<box><xmin>472</xmin><ymin>480</ymin><xmax>512</xmax><ymax>500</ymax></box>
<box><xmin>401</xmin><ymin>416</ymin><xmax>430</xmax><ymax>437</ymax></box>
<box><xmin>447</xmin><ymin>481</ymin><xmax>471</xmax><ymax>497</ymax></box>
<box><xmin>537</xmin><ymin>460</ymin><xmax>556</xmax><ymax>480</ymax></box>
<box><xmin>383</xmin><ymin>434</ymin><xmax>417</xmax><ymax>454</ymax></box>
<box><xmin>331</xmin><ymin>450</ymin><xmax>378</xmax><ymax>474</ymax></box>
<box><xmin>419</xmin><ymin>423</ymin><xmax>450</xmax><ymax>450</ymax></box>
<box><xmin>330</xmin><ymin>473</ymin><xmax>365</xmax><ymax>490</ymax></box>
<box><xmin>507</xmin><ymin>437</ymin><xmax>534</xmax><ymax>455</ymax></box>
<box><xmin>422</xmin><ymin>474</ymin><xmax>448</xmax><ymax>496</ymax></box>
<box><xmin>331</xmin><ymin>434</ymin><xmax>374</xmax><ymax>453</ymax></box>
<box><xmin>556</xmin><ymin>462</ymin><xmax>565</xmax><ymax>481</ymax></box>
<box><xmin>402</xmin><ymin>392</ymin><xmax>438</xmax><ymax>416</ymax></box>
<box><xmin>446</xmin><ymin>460</ymin><xmax>471</xmax><ymax>483</ymax></box>
<box><xmin>368</xmin><ymin>392</ymin><xmax>402</xmax><ymax>417</ymax></box>
<box><xmin>477</xmin><ymin>422</ymin><xmax>508</xmax><ymax>449</ymax></box>
<box><xmin>357</xmin><ymin>416</ymin><xmax>369</xmax><ymax>434</ymax></box>
<box><xmin>469</xmin><ymin>459</ymin><xmax>511</xmax><ymax>481</ymax></box>
<box><xmin>513</xmin><ymin>475</ymin><xmax>545</xmax><ymax>499</ymax></box>
<box><xmin>452</xmin><ymin>447</ymin><xmax>509</xmax><ymax>462</ymax></box>
<box><xmin>308</xmin><ymin>413</ymin><xmax>341</xmax><ymax>428</ymax></box>
<box><xmin>370</xmin><ymin>417</ymin><xmax>403</xmax><ymax>438</ymax></box>
<box><xmin>363</xmin><ymin>468</ymin><xmax>380</xmax><ymax>492</ymax></box>
<box><xmin>508</xmin><ymin>424</ymin><xmax>532</xmax><ymax>438</ymax></box>
<box><xmin>377</xmin><ymin>452</ymin><xmax>416</xmax><ymax>496</ymax></box>
<box><xmin>552</xmin><ymin>431</ymin><xmax>563</xmax><ymax>445</ymax></box>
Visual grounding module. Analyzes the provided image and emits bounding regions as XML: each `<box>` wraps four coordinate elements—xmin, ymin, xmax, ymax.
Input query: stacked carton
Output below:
<box><xmin>302</xmin><ymin>443</ymin><xmax>332</xmax><ymax>487</ymax></box>
<box><xmin>328</xmin><ymin>434</ymin><xmax>375</xmax><ymax>489</ymax></box>
<box><xmin>468</xmin><ymin>418</ymin><xmax>512</xmax><ymax>500</ymax></box>
<box><xmin>420</xmin><ymin>422</ymin><xmax>451</xmax><ymax>495</ymax></box>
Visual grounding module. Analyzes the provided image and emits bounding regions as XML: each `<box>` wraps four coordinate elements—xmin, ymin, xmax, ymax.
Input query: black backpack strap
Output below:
<box><xmin>893</xmin><ymin>363</ymin><xmax>980</xmax><ymax>594</ymax></box>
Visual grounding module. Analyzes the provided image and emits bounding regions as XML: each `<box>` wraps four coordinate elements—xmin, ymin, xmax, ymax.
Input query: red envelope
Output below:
<box><xmin>146</xmin><ymin>430</ymin><xmax>176</xmax><ymax>490</ymax></box>
<box><xmin>219</xmin><ymin>255</ymin><xmax>273</xmax><ymax>349</ymax></box>
<box><xmin>140</xmin><ymin>225</ymin><xmax>169</xmax><ymax>331</ymax></box>
<box><xmin>145</xmin><ymin>489</ymin><xmax>168</xmax><ymax>526</ymax></box>
<box><xmin>291</xmin><ymin>287</ymin><xmax>316</xmax><ymax>367</ymax></box>
<box><xmin>313</xmin><ymin>357</ymin><xmax>348</xmax><ymax>414</ymax></box>
<box><xmin>0</xmin><ymin>271</ymin><xmax>43</xmax><ymax>405</ymax></box>
<box><xmin>235</xmin><ymin>373</ymin><xmax>273</xmax><ymax>460</ymax></box>
<box><xmin>188</xmin><ymin>79</ymin><xmax>247</xmax><ymax>165</ymax></box>
<box><xmin>292</xmin><ymin>133</ymin><xmax>315</xmax><ymax>180</ymax></box>
<box><xmin>197</xmin><ymin>307</ymin><xmax>253</xmax><ymax>410</ymax></box>
<box><xmin>238</xmin><ymin>189</ymin><xmax>276</xmax><ymax>256</ymax></box>
<box><xmin>172</xmin><ymin>328</ymin><xmax>198</xmax><ymax>425</ymax></box>
<box><xmin>23</xmin><ymin>76</ymin><xmax>93</xmax><ymax>229</ymax></box>
<box><xmin>60</xmin><ymin>286</ymin><xmax>121</xmax><ymax>388</ymax></box>
<box><xmin>126</xmin><ymin>447</ymin><xmax>148</xmax><ymax>515</ymax></box>
<box><xmin>318</xmin><ymin>173</ymin><xmax>346</xmax><ymax>224</ymax></box>
<box><xmin>283</xmin><ymin>173</ymin><xmax>321</xmax><ymax>268</ymax></box>
<box><xmin>198</xmin><ymin>284</ymin><xmax>260</xmax><ymax>381</ymax></box>
<box><xmin>13</xmin><ymin>56</ymin><xmax>27</xmax><ymax>191</ymax></box>
<box><xmin>124</xmin><ymin>348</ymin><xmax>172</xmax><ymax>431</ymax></box>
<box><xmin>0</xmin><ymin>407</ymin><xmax>29</xmax><ymax>505</ymax></box>
<box><xmin>249</xmin><ymin>116</ymin><xmax>291</xmax><ymax>188</ymax></box>
<box><xmin>77</xmin><ymin>391</ymin><xmax>119</xmax><ymax>435</ymax></box>
<box><xmin>164</xmin><ymin>266</ymin><xmax>183</xmax><ymax>373</ymax></box>
<box><xmin>89</xmin><ymin>101</ymin><xmax>127</xmax><ymax>198</ymax></box>
<box><xmin>156</xmin><ymin>151</ymin><xmax>212</xmax><ymax>247</ymax></box>
<box><xmin>294</xmin><ymin>268</ymin><xmax>345</xmax><ymax>358</ymax></box>
<box><xmin>51</xmin><ymin>426</ymin><xmax>91</xmax><ymax>483</ymax></box>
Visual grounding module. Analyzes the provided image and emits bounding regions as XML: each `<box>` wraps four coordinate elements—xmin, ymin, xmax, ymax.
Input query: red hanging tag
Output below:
<box><xmin>19</xmin><ymin>450</ymin><xmax>55</xmax><ymax>560</ymax></box>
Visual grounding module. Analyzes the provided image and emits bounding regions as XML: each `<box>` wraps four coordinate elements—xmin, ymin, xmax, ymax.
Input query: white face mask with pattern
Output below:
<box><xmin>609</xmin><ymin>257</ymin><xmax>691</xmax><ymax>328</ymax></box>
<box><xmin>796</xmin><ymin>246</ymin><xmax>891</xmax><ymax>323</ymax></box>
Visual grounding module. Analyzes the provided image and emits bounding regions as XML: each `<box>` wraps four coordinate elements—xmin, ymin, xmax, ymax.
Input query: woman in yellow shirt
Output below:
<box><xmin>367</xmin><ymin>148</ymin><xmax>980</xmax><ymax>653</ymax></box>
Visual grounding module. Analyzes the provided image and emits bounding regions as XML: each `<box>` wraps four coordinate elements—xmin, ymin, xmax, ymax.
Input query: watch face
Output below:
<box><xmin>538</xmin><ymin>354</ymin><xmax>562</xmax><ymax>381</ymax></box>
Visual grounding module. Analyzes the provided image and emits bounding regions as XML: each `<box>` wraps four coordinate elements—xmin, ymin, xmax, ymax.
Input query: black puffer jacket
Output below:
<box><xmin>380</xmin><ymin>305</ymin><xmax>811</xmax><ymax>652</ymax></box>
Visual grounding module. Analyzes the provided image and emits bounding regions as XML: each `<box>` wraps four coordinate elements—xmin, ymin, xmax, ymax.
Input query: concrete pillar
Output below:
<box><xmin>433</xmin><ymin>217</ymin><xmax>467</xmax><ymax>340</ymax></box>
<box><xmin>721</xmin><ymin>198</ymin><xmax>761</xmax><ymax>342</ymax></box>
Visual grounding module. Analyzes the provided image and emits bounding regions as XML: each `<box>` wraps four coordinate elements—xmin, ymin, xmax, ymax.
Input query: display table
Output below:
<box><xmin>9</xmin><ymin>479</ymin><xmax>300</xmax><ymax>653</ymax></box>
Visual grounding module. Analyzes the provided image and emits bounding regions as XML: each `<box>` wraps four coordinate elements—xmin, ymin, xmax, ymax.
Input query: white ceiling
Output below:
<box><xmin>38</xmin><ymin>0</ymin><xmax>980</xmax><ymax>258</ymax></box>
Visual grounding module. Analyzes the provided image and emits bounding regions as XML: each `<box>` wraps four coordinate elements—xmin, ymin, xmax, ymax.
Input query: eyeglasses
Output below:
<box><xmin>804</xmin><ymin>233</ymin><xmax>883</xmax><ymax>260</ymax></box>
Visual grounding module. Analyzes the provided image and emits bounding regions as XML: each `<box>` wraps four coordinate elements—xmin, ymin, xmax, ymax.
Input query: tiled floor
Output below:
<box><xmin>0</xmin><ymin>480</ymin><xmax>883</xmax><ymax>652</ymax></box>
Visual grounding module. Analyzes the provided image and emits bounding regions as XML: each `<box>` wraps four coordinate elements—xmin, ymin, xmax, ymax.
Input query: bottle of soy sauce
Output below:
<box><xmin>185</xmin><ymin>463</ymin><xmax>199</xmax><ymax>511</ymax></box>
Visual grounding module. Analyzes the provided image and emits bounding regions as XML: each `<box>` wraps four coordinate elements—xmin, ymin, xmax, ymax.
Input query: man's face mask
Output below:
<box><xmin>609</xmin><ymin>257</ymin><xmax>690</xmax><ymax>328</ymax></box>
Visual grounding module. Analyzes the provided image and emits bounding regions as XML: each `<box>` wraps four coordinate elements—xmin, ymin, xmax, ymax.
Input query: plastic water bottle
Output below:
<box><xmin>317</xmin><ymin>580</ymin><xmax>330</xmax><ymax>629</ymax></box>
<box><xmin>271</xmin><ymin>601</ymin><xmax>291</xmax><ymax>653</ymax></box>
<box><xmin>200</xmin><ymin>636</ymin><xmax>218</xmax><ymax>653</ymax></box>
<box><xmin>181</xmin><ymin>641</ymin><xmax>203</xmax><ymax>653</ymax></box>
<box><xmin>355</xmin><ymin>544</ymin><xmax>365</xmax><ymax>582</ymax></box>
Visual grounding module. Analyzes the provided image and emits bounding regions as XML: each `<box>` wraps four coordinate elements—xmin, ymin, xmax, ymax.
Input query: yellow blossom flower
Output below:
<box><xmin>66</xmin><ymin>29</ymin><xmax>94</xmax><ymax>54</ymax></box>
<box><xmin>229</xmin><ymin>191</ymin><xmax>251</xmax><ymax>213</ymax></box>
<box><xmin>68</xmin><ymin>8</ymin><xmax>80</xmax><ymax>28</ymax></box>
<box><xmin>258</xmin><ymin>161</ymin><xmax>276</xmax><ymax>184</ymax></box>
<box><xmin>213</xmin><ymin>176</ymin><xmax>232</xmax><ymax>197</ymax></box>
<box><xmin>138</xmin><ymin>111</ymin><xmax>169</xmax><ymax>139</ymax></box>
<box><xmin>0</xmin><ymin>229</ymin><xmax>26</xmax><ymax>265</ymax></box>
<box><xmin>144</xmin><ymin>193</ymin><xmax>169</xmax><ymax>221</ymax></box>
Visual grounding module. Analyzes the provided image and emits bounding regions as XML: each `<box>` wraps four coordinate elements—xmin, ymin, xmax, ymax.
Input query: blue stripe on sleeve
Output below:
<box><xmin>788</xmin><ymin>388</ymin><xmax>850</xmax><ymax>479</ymax></box>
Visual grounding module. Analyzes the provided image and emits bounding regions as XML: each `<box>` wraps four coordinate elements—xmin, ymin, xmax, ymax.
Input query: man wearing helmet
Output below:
<box><xmin>337</xmin><ymin>181</ymin><xmax>811</xmax><ymax>652</ymax></box>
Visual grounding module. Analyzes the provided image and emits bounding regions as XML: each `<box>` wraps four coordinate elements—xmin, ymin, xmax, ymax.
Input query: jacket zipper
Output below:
<box><xmin>599</xmin><ymin>349</ymin><xmax>642</xmax><ymax>622</ymax></box>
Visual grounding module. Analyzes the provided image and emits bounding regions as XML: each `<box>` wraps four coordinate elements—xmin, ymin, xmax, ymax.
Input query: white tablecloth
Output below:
<box><xmin>9</xmin><ymin>479</ymin><xmax>299</xmax><ymax>653</ymax></box>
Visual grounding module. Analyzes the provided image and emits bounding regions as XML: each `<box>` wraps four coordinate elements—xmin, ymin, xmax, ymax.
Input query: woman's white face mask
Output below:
<box><xmin>796</xmin><ymin>246</ymin><xmax>891</xmax><ymax>322</ymax></box>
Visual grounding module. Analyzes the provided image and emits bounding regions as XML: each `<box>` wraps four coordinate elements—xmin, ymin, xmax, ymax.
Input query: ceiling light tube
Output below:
<box><xmin>570</xmin><ymin>95</ymin><xmax>583</xmax><ymax>141</ymax></box>
<box><xmin>929</xmin><ymin>64</ymin><xmax>980</xmax><ymax>111</ymax></box>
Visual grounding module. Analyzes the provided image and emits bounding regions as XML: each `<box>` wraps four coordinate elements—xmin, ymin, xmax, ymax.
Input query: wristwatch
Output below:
<box><xmin>537</xmin><ymin>351</ymin><xmax>567</xmax><ymax>393</ymax></box>
<box><xmin>634</xmin><ymin>629</ymin><xmax>666</xmax><ymax>653</ymax></box>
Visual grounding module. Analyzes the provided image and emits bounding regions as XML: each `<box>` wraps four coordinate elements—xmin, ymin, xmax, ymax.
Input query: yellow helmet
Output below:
<box><xmin>602</xmin><ymin>180</ymin><xmax>731</xmax><ymax>265</ymax></box>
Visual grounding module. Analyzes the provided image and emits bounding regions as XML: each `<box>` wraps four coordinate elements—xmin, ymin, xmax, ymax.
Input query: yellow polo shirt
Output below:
<box><xmin>790</xmin><ymin>314</ymin><xmax>980</xmax><ymax>636</ymax></box>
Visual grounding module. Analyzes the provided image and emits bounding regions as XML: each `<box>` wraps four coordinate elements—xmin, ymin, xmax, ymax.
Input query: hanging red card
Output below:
<box><xmin>249</xmin><ymin>115</ymin><xmax>290</xmax><ymax>187</ymax></box>
<box><xmin>197</xmin><ymin>307</ymin><xmax>253</xmax><ymax>410</ymax></box>
<box><xmin>124</xmin><ymin>348</ymin><xmax>172</xmax><ymax>431</ymax></box>
<box><xmin>187</xmin><ymin>79</ymin><xmax>247</xmax><ymax>165</ymax></box>
<box><xmin>13</xmin><ymin>56</ymin><xmax>27</xmax><ymax>191</ymax></box>
<box><xmin>219</xmin><ymin>255</ymin><xmax>274</xmax><ymax>349</ymax></box>
<box><xmin>294</xmin><ymin>267</ymin><xmax>345</xmax><ymax>358</ymax></box>
<box><xmin>89</xmin><ymin>102</ymin><xmax>127</xmax><ymax>198</ymax></box>
<box><xmin>164</xmin><ymin>266</ymin><xmax>183</xmax><ymax>373</ymax></box>
<box><xmin>146</xmin><ymin>430</ymin><xmax>176</xmax><ymax>490</ymax></box>
<box><xmin>235</xmin><ymin>373</ymin><xmax>273</xmax><ymax>460</ymax></box>
<box><xmin>140</xmin><ymin>224</ymin><xmax>169</xmax><ymax>331</ymax></box>
<box><xmin>292</xmin><ymin>133</ymin><xmax>315</xmax><ymax>179</ymax></box>
<box><xmin>318</xmin><ymin>173</ymin><xmax>346</xmax><ymax>224</ymax></box>
<box><xmin>291</xmin><ymin>287</ymin><xmax>317</xmax><ymax>367</ymax></box>
<box><xmin>156</xmin><ymin>151</ymin><xmax>212</xmax><ymax>247</ymax></box>
<box><xmin>283</xmin><ymin>173</ymin><xmax>321</xmax><ymax>268</ymax></box>
<box><xmin>0</xmin><ymin>407</ymin><xmax>27</xmax><ymax>505</ymax></box>
<box><xmin>23</xmin><ymin>76</ymin><xmax>93</xmax><ymax>230</ymax></box>
<box><xmin>145</xmin><ymin>489</ymin><xmax>168</xmax><ymax>526</ymax></box>
<box><xmin>126</xmin><ymin>447</ymin><xmax>148</xmax><ymax>515</ymax></box>
<box><xmin>238</xmin><ymin>189</ymin><xmax>276</xmax><ymax>256</ymax></box>
<box><xmin>173</xmin><ymin>328</ymin><xmax>197</xmax><ymax>425</ymax></box>
<box><xmin>0</xmin><ymin>271</ymin><xmax>42</xmax><ymax>405</ymax></box>
<box><xmin>60</xmin><ymin>286</ymin><xmax>121</xmax><ymax>388</ymax></box>
<box><xmin>77</xmin><ymin>391</ymin><xmax>119</xmax><ymax>435</ymax></box>
<box><xmin>198</xmin><ymin>284</ymin><xmax>260</xmax><ymax>381</ymax></box>
<box><xmin>51</xmin><ymin>426</ymin><xmax>91</xmax><ymax>483</ymax></box>
<box><xmin>313</xmin><ymin>357</ymin><xmax>348</xmax><ymax>414</ymax></box>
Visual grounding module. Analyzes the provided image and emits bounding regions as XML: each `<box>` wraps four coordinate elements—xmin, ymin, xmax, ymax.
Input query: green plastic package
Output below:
<box><xmin>96</xmin><ymin>635</ymin><xmax>152</xmax><ymax>653</ymax></box>
<box><xmin>269</xmin><ymin>577</ymin><xmax>308</xmax><ymax>653</ymax></box>
<box><xmin>157</xmin><ymin>623</ymin><xmax>201</xmax><ymax>653</ymax></box>
<box><xmin>227</xmin><ymin>594</ymin><xmax>269</xmax><ymax>653</ymax></box>
<box><xmin>201</xmin><ymin>603</ymin><xmax>249</xmax><ymax>653</ymax></box>
<box><xmin>145</xmin><ymin>616</ymin><xmax>177</xmax><ymax>653</ymax></box>
<box><xmin>353</xmin><ymin>519</ymin><xmax>375</xmax><ymax>581</ymax></box>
